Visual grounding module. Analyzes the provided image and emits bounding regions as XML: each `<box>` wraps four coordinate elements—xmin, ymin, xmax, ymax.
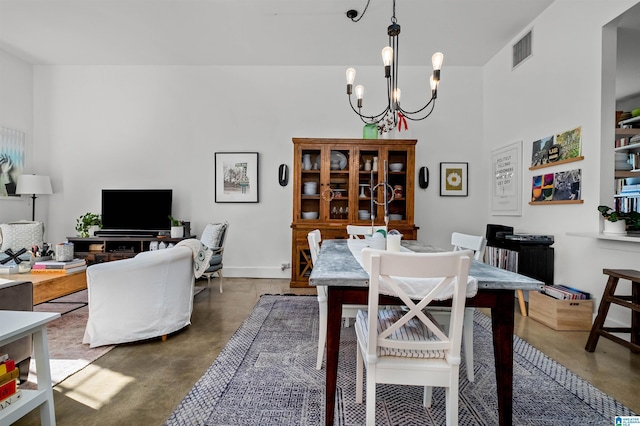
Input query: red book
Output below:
<box><xmin>0</xmin><ymin>360</ymin><xmax>15</xmax><ymax>376</ymax></box>
<box><xmin>0</xmin><ymin>379</ymin><xmax>17</xmax><ymax>401</ymax></box>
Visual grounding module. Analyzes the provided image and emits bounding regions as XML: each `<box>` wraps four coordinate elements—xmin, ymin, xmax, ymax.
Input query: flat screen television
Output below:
<box><xmin>100</xmin><ymin>189</ymin><xmax>172</xmax><ymax>235</ymax></box>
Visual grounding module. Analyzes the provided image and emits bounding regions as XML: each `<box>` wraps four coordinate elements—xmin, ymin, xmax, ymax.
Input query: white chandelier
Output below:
<box><xmin>345</xmin><ymin>0</ymin><xmax>443</xmax><ymax>128</ymax></box>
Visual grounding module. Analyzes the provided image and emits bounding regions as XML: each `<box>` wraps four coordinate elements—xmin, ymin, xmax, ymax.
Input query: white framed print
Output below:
<box><xmin>439</xmin><ymin>162</ymin><xmax>468</xmax><ymax>196</ymax></box>
<box><xmin>491</xmin><ymin>141</ymin><xmax>522</xmax><ymax>216</ymax></box>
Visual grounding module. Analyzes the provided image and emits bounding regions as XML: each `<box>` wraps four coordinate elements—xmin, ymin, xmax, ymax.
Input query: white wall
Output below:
<box><xmin>10</xmin><ymin>0</ymin><xmax>640</xmax><ymax>328</ymax></box>
<box><xmin>31</xmin><ymin>64</ymin><xmax>484</xmax><ymax>277</ymax></box>
<box><xmin>0</xmin><ymin>50</ymin><xmax>36</xmax><ymax>224</ymax></box>
<box><xmin>483</xmin><ymin>0</ymin><xmax>639</xmax><ymax>327</ymax></box>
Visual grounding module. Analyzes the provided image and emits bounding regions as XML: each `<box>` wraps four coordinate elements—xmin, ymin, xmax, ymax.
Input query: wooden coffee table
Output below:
<box><xmin>4</xmin><ymin>270</ymin><xmax>87</xmax><ymax>304</ymax></box>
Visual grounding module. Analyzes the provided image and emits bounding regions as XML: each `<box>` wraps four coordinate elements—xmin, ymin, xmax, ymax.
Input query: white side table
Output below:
<box><xmin>0</xmin><ymin>311</ymin><xmax>60</xmax><ymax>426</ymax></box>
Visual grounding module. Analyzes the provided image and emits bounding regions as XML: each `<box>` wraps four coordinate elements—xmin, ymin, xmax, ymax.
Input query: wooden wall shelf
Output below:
<box><xmin>529</xmin><ymin>156</ymin><xmax>584</xmax><ymax>171</ymax></box>
<box><xmin>529</xmin><ymin>200</ymin><xmax>584</xmax><ymax>205</ymax></box>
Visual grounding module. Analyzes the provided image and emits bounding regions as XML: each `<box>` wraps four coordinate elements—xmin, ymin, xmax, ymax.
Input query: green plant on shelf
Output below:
<box><xmin>75</xmin><ymin>212</ymin><xmax>102</xmax><ymax>237</ymax></box>
<box><xmin>168</xmin><ymin>215</ymin><xmax>183</xmax><ymax>226</ymax></box>
<box><xmin>598</xmin><ymin>205</ymin><xmax>640</xmax><ymax>230</ymax></box>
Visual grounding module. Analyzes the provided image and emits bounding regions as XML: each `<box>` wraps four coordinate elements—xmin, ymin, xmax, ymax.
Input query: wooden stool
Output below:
<box><xmin>585</xmin><ymin>269</ymin><xmax>640</xmax><ymax>353</ymax></box>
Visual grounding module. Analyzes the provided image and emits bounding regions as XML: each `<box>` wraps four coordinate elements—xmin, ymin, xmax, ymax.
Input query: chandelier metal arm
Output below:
<box><xmin>398</xmin><ymin>99</ymin><xmax>437</xmax><ymax>122</ymax></box>
<box><xmin>397</xmin><ymin>95</ymin><xmax>435</xmax><ymax>116</ymax></box>
<box><xmin>348</xmin><ymin>96</ymin><xmax>390</xmax><ymax>124</ymax></box>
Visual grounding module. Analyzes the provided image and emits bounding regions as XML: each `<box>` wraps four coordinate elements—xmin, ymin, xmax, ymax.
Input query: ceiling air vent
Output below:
<box><xmin>512</xmin><ymin>30</ymin><xmax>532</xmax><ymax>69</ymax></box>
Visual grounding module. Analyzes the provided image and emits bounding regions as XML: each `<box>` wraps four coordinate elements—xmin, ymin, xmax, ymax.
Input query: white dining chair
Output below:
<box><xmin>427</xmin><ymin>232</ymin><xmax>486</xmax><ymax>382</ymax></box>
<box><xmin>346</xmin><ymin>225</ymin><xmax>387</xmax><ymax>239</ymax></box>
<box><xmin>308</xmin><ymin>229</ymin><xmax>363</xmax><ymax>370</ymax></box>
<box><xmin>355</xmin><ymin>248</ymin><xmax>474</xmax><ymax>426</ymax></box>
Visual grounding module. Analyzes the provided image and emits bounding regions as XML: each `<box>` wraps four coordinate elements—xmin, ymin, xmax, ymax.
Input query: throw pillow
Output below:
<box><xmin>201</xmin><ymin>223</ymin><xmax>226</xmax><ymax>249</ymax></box>
<box><xmin>0</xmin><ymin>221</ymin><xmax>44</xmax><ymax>252</ymax></box>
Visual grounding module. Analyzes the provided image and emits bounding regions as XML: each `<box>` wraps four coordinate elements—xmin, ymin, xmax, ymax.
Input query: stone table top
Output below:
<box><xmin>309</xmin><ymin>239</ymin><xmax>544</xmax><ymax>291</ymax></box>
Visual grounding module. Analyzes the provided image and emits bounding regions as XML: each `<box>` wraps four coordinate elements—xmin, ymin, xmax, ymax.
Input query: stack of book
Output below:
<box><xmin>543</xmin><ymin>284</ymin><xmax>591</xmax><ymax>300</ymax></box>
<box><xmin>0</xmin><ymin>353</ymin><xmax>22</xmax><ymax>411</ymax></box>
<box><xmin>618</xmin><ymin>183</ymin><xmax>640</xmax><ymax>197</ymax></box>
<box><xmin>31</xmin><ymin>258</ymin><xmax>87</xmax><ymax>275</ymax></box>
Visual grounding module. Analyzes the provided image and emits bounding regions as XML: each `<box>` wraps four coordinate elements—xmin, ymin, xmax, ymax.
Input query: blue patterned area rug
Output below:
<box><xmin>165</xmin><ymin>295</ymin><xmax>635</xmax><ymax>425</ymax></box>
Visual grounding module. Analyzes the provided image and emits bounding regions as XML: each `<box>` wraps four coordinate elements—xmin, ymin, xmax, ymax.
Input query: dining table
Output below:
<box><xmin>309</xmin><ymin>239</ymin><xmax>544</xmax><ymax>426</ymax></box>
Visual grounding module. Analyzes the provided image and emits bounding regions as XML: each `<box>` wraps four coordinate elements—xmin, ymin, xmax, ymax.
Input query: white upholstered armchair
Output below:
<box><xmin>83</xmin><ymin>246</ymin><xmax>196</xmax><ymax>348</ymax></box>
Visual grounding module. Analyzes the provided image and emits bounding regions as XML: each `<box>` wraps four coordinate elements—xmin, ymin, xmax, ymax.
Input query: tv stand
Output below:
<box><xmin>94</xmin><ymin>230</ymin><xmax>158</xmax><ymax>237</ymax></box>
<box><xmin>67</xmin><ymin>235</ymin><xmax>195</xmax><ymax>264</ymax></box>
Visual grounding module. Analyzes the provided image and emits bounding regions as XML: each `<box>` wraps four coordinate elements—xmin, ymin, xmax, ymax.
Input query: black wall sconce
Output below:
<box><xmin>418</xmin><ymin>166</ymin><xmax>429</xmax><ymax>189</ymax></box>
<box><xmin>278</xmin><ymin>164</ymin><xmax>289</xmax><ymax>186</ymax></box>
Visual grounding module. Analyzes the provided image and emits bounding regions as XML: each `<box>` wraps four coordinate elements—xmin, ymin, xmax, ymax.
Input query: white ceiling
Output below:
<box><xmin>0</xmin><ymin>0</ymin><xmax>555</xmax><ymax>67</ymax></box>
<box><xmin>0</xmin><ymin>0</ymin><xmax>637</xmax><ymax>99</ymax></box>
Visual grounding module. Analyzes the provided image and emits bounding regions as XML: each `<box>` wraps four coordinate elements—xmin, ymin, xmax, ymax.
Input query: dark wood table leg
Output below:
<box><xmin>325</xmin><ymin>287</ymin><xmax>344</xmax><ymax>426</ymax></box>
<box><xmin>491</xmin><ymin>290</ymin><xmax>515</xmax><ymax>426</ymax></box>
<box><xmin>632</xmin><ymin>280</ymin><xmax>640</xmax><ymax>353</ymax></box>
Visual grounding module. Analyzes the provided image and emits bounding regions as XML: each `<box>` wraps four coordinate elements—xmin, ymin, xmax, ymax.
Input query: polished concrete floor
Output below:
<box><xmin>14</xmin><ymin>278</ymin><xmax>640</xmax><ymax>425</ymax></box>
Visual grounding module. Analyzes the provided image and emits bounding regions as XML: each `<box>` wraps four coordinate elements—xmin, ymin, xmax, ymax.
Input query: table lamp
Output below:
<box><xmin>16</xmin><ymin>174</ymin><xmax>53</xmax><ymax>221</ymax></box>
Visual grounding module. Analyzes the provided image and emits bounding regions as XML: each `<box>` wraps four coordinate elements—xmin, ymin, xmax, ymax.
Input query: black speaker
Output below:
<box><xmin>418</xmin><ymin>166</ymin><xmax>429</xmax><ymax>188</ymax></box>
<box><xmin>278</xmin><ymin>164</ymin><xmax>288</xmax><ymax>186</ymax></box>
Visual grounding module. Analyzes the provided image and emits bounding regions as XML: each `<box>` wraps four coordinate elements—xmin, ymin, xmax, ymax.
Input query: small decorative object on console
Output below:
<box><xmin>55</xmin><ymin>242</ymin><xmax>74</xmax><ymax>262</ymax></box>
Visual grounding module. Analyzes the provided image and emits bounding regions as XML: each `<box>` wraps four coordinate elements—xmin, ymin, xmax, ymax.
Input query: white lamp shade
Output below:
<box><xmin>16</xmin><ymin>174</ymin><xmax>53</xmax><ymax>195</ymax></box>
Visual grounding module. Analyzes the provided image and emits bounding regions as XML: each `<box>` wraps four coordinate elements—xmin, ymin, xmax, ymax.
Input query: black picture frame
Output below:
<box><xmin>214</xmin><ymin>152</ymin><xmax>259</xmax><ymax>203</ymax></box>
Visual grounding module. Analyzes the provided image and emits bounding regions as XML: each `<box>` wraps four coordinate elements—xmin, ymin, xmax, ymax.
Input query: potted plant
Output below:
<box><xmin>597</xmin><ymin>205</ymin><xmax>640</xmax><ymax>235</ymax></box>
<box><xmin>76</xmin><ymin>213</ymin><xmax>102</xmax><ymax>237</ymax></box>
<box><xmin>168</xmin><ymin>215</ymin><xmax>184</xmax><ymax>238</ymax></box>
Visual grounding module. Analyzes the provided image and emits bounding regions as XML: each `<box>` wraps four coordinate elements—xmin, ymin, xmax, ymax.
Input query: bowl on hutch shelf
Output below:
<box><xmin>301</xmin><ymin>212</ymin><xmax>319</xmax><ymax>219</ymax></box>
<box><xmin>389</xmin><ymin>163</ymin><xmax>404</xmax><ymax>172</ymax></box>
<box><xmin>389</xmin><ymin>214</ymin><xmax>403</xmax><ymax>220</ymax></box>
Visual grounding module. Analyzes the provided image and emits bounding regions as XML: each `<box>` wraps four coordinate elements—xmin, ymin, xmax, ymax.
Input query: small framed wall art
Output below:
<box><xmin>214</xmin><ymin>152</ymin><xmax>259</xmax><ymax>203</ymax></box>
<box><xmin>439</xmin><ymin>162</ymin><xmax>468</xmax><ymax>196</ymax></box>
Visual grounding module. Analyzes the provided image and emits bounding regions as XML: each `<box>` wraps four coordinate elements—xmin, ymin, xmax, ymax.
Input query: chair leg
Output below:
<box><xmin>463</xmin><ymin>307</ymin><xmax>474</xmax><ymax>382</ymax></box>
<box><xmin>517</xmin><ymin>289</ymin><xmax>527</xmax><ymax>316</ymax></box>
<box><xmin>317</xmin><ymin>300</ymin><xmax>328</xmax><ymax>370</ymax></box>
<box><xmin>355</xmin><ymin>346</ymin><xmax>364</xmax><ymax>403</ymax></box>
<box><xmin>218</xmin><ymin>271</ymin><xmax>224</xmax><ymax>293</ymax></box>
<box><xmin>423</xmin><ymin>386</ymin><xmax>433</xmax><ymax>408</ymax></box>
<box><xmin>366</xmin><ymin>368</ymin><xmax>376</xmax><ymax>425</ymax></box>
<box><xmin>206</xmin><ymin>273</ymin><xmax>212</xmax><ymax>290</ymax></box>
<box><xmin>446</xmin><ymin>376</ymin><xmax>460</xmax><ymax>426</ymax></box>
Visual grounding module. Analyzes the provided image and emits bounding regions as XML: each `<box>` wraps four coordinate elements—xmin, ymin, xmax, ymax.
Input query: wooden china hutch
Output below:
<box><xmin>290</xmin><ymin>137</ymin><xmax>419</xmax><ymax>288</ymax></box>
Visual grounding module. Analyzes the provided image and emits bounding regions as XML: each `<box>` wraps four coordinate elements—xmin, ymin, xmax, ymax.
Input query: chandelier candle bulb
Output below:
<box><xmin>432</xmin><ymin>52</ymin><xmax>444</xmax><ymax>71</ymax></box>
<box><xmin>355</xmin><ymin>85</ymin><xmax>364</xmax><ymax>108</ymax></box>
<box><xmin>346</xmin><ymin>68</ymin><xmax>356</xmax><ymax>94</ymax></box>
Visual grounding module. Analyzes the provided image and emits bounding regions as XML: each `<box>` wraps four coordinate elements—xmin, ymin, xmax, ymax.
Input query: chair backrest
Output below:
<box><xmin>307</xmin><ymin>229</ymin><xmax>326</xmax><ymax>300</ymax></box>
<box><xmin>451</xmin><ymin>232</ymin><xmax>486</xmax><ymax>262</ymax></box>
<box><xmin>217</xmin><ymin>222</ymin><xmax>229</xmax><ymax>249</ymax></box>
<box><xmin>361</xmin><ymin>248</ymin><xmax>473</xmax><ymax>361</ymax></box>
<box><xmin>346</xmin><ymin>225</ymin><xmax>387</xmax><ymax>239</ymax></box>
<box><xmin>307</xmin><ymin>229</ymin><xmax>321</xmax><ymax>264</ymax></box>
<box><xmin>201</xmin><ymin>222</ymin><xmax>229</xmax><ymax>250</ymax></box>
